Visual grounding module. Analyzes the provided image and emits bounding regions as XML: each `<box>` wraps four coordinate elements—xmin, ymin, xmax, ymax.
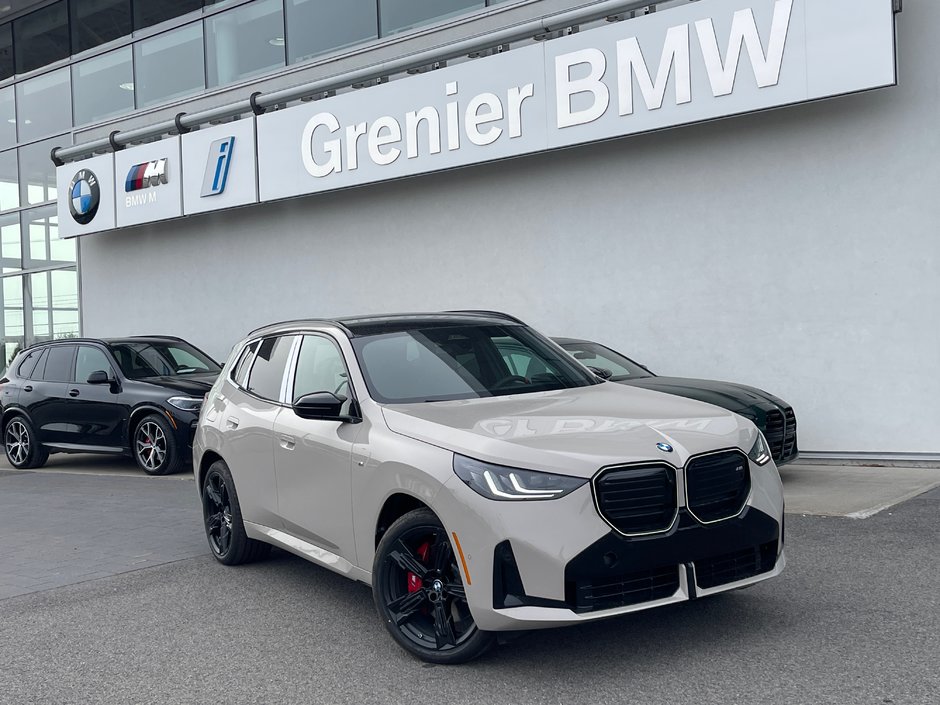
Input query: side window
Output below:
<box><xmin>293</xmin><ymin>335</ymin><xmax>349</xmax><ymax>402</ymax></box>
<box><xmin>42</xmin><ymin>345</ymin><xmax>76</xmax><ymax>382</ymax></box>
<box><xmin>493</xmin><ymin>337</ymin><xmax>557</xmax><ymax>379</ymax></box>
<box><xmin>231</xmin><ymin>340</ymin><xmax>258</xmax><ymax>387</ymax></box>
<box><xmin>75</xmin><ymin>346</ymin><xmax>114</xmax><ymax>383</ymax></box>
<box><xmin>16</xmin><ymin>348</ymin><xmax>44</xmax><ymax>379</ymax></box>
<box><xmin>246</xmin><ymin>336</ymin><xmax>294</xmax><ymax>401</ymax></box>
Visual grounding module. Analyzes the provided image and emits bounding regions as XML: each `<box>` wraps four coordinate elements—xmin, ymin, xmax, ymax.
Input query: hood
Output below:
<box><xmin>621</xmin><ymin>376</ymin><xmax>790</xmax><ymax>415</ymax></box>
<box><xmin>138</xmin><ymin>372</ymin><xmax>219</xmax><ymax>396</ymax></box>
<box><xmin>381</xmin><ymin>382</ymin><xmax>756</xmax><ymax>479</ymax></box>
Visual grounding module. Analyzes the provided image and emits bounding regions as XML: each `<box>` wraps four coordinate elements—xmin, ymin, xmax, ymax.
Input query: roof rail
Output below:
<box><xmin>129</xmin><ymin>335</ymin><xmax>185</xmax><ymax>341</ymax></box>
<box><xmin>445</xmin><ymin>310</ymin><xmax>526</xmax><ymax>324</ymax></box>
<box><xmin>244</xmin><ymin>318</ymin><xmax>353</xmax><ymax>338</ymax></box>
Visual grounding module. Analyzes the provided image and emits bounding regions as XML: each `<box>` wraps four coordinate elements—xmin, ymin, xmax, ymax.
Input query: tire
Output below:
<box><xmin>133</xmin><ymin>413</ymin><xmax>182</xmax><ymax>476</ymax></box>
<box><xmin>201</xmin><ymin>459</ymin><xmax>270</xmax><ymax>566</ymax></box>
<box><xmin>373</xmin><ymin>508</ymin><xmax>495</xmax><ymax>664</ymax></box>
<box><xmin>3</xmin><ymin>415</ymin><xmax>48</xmax><ymax>469</ymax></box>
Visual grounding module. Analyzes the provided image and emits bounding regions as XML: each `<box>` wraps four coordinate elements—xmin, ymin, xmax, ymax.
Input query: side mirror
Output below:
<box><xmin>586</xmin><ymin>365</ymin><xmax>613</xmax><ymax>380</ymax></box>
<box><xmin>86</xmin><ymin>370</ymin><xmax>111</xmax><ymax>384</ymax></box>
<box><xmin>293</xmin><ymin>391</ymin><xmax>347</xmax><ymax>421</ymax></box>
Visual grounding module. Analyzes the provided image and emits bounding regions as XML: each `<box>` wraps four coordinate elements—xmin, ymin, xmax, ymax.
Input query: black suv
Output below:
<box><xmin>0</xmin><ymin>336</ymin><xmax>221</xmax><ymax>474</ymax></box>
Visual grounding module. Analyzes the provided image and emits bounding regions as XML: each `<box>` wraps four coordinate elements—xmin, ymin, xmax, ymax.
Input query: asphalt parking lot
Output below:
<box><xmin>1</xmin><ymin>458</ymin><xmax>938</xmax><ymax>705</ymax></box>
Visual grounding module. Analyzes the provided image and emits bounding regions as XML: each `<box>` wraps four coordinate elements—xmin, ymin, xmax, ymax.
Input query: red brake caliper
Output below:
<box><xmin>407</xmin><ymin>542</ymin><xmax>431</xmax><ymax>593</ymax></box>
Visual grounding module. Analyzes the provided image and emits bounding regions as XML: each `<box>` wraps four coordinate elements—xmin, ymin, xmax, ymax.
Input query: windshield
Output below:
<box><xmin>351</xmin><ymin>324</ymin><xmax>600</xmax><ymax>403</ymax></box>
<box><xmin>109</xmin><ymin>341</ymin><xmax>221</xmax><ymax>379</ymax></box>
<box><xmin>558</xmin><ymin>341</ymin><xmax>651</xmax><ymax>381</ymax></box>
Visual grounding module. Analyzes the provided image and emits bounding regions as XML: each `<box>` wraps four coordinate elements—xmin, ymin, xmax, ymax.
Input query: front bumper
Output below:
<box><xmin>436</xmin><ymin>458</ymin><xmax>784</xmax><ymax>631</ymax></box>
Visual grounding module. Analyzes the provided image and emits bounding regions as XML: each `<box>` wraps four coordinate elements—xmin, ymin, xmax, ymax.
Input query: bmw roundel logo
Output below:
<box><xmin>68</xmin><ymin>168</ymin><xmax>100</xmax><ymax>225</ymax></box>
<box><xmin>656</xmin><ymin>442</ymin><xmax>674</xmax><ymax>453</ymax></box>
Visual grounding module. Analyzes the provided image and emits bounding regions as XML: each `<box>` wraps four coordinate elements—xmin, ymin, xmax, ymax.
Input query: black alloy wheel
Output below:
<box><xmin>201</xmin><ymin>460</ymin><xmax>270</xmax><ymax>565</ymax></box>
<box><xmin>374</xmin><ymin>508</ymin><xmax>494</xmax><ymax>664</ymax></box>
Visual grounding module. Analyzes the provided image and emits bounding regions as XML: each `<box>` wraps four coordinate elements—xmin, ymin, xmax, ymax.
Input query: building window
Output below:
<box><xmin>72</xmin><ymin>47</ymin><xmax>135</xmax><ymax>126</ymax></box>
<box><xmin>0</xmin><ymin>23</ymin><xmax>12</xmax><ymax>82</ymax></box>
<box><xmin>13</xmin><ymin>1</ymin><xmax>70</xmax><ymax>75</ymax></box>
<box><xmin>22</xmin><ymin>205</ymin><xmax>75</xmax><ymax>268</ymax></box>
<box><xmin>205</xmin><ymin>0</ymin><xmax>285</xmax><ymax>88</ymax></box>
<box><xmin>286</xmin><ymin>0</ymin><xmax>378</xmax><ymax>65</ymax></box>
<box><xmin>15</xmin><ymin>69</ymin><xmax>72</xmax><ymax>143</ymax></box>
<box><xmin>71</xmin><ymin>0</ymin><xmax>133</xmax><ymax>55</ymax></box>
<box><xmin>0</xmin><ymin>87</ymin><xmax>15</xmax><ymax>150</ymax></box>
<box><xmin>133</xmin><ymin>0</ymin><xmax>203</xmax><ymax>32</ymax></box>
<box><xmin>0</xmin><ymin>149</ymin><xmax>17</xmax><ymax>213</ymax></box>
<box><xmin>20</xmin><ymin>136</ymin><xmax>69</xmax><ymax>208</ymax></box>
<box><xmin>0</xmin><ymin>212</ymin><xmax>19</xmax><ymax>271</ymax></box>
<box><xmin>379</xmin><ymin>0</ymin><xmax>485</xmax><ymax>36</ymax></box>
<box><xmin>134</xmin><ymin>23</ymin><xmax>205</xmax><ymax>108</ymax></box>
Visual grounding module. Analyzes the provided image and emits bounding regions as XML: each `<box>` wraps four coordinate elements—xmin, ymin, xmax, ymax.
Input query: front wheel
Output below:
<box><xmin>133</xmin><ymin>413</ymin><xmax>182</xmax><ymax>475</ymax></box>
<box><xmin>373</xmin><ymin>508</ymin><xmax>495</xmax><ymax>664</ymax></box>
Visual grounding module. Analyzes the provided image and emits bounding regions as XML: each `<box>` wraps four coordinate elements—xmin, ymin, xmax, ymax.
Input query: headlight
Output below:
<box><xmin>167</xmin><ymin>396</ymin><xmax>204</xmax><ymax>412</ymax></box>
<box><xmin>748</xmin><ymin>432</ymin><xmax>772</xmax><ymax>466</ymax></box>
<box><xmin>453</xmin><ymin>454</ymin><xmax>587</xmax><ymax>501</ymax></box>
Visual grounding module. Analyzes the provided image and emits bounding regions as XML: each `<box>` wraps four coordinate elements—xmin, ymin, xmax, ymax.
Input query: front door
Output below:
<box><xmin>273</xmin><ymin>334</ymin><xmax>361</xmax><ymax>560</ymax></box>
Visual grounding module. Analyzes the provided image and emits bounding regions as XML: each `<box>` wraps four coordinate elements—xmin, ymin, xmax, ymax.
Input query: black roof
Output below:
<box><xmin>551</xmin><ymin>337</ymin><xmax>588</xmax><ymax>346</ymax></box>
<box><xmin>18</xmin><ymin>335</ymin><xmax>187</xmax><ymax>353</ymax></box>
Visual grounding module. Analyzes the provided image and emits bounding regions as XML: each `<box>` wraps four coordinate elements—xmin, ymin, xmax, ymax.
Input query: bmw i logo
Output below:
<box><xmin>656</xmin><ymin>442</ymin><xmax>673</xmax><ymax>453</ymax></box>
<box><xmin>68</xmin><ymin>169</ymin><xmax>100</xmax><ymax>225</ymax></box>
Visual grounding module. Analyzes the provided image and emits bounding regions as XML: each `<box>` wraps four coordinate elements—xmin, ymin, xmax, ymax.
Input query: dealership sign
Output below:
<box><xmin>56</xmin><ymin>0</ymin><xmax>896</xmax><ymax>237</ymax></box>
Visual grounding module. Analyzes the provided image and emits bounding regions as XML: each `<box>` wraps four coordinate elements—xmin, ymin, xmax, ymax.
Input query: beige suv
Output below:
<box><xmin>193</xmin><ymin>312</ymin><xmax>784</xmax><ymax>663</ymax></box>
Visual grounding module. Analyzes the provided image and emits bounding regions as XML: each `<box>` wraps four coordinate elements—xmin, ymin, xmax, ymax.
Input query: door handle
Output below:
<box><xmin>279</xmin><ymin>434</ymin><xmax>296</xmax><ymax>450</ymax></box>
<box><xmin>23</xmin><ymin>385</ymin><xmax>32</xmax><ymax>392</ymax></box>
<box><xmin>68</xmin><ymin>389</ymin><xmax>80</xmax><ymax>397</ymax></box>
<box><xmin>225</xmin><ymin>417</ymin><xmax>239</xmax><ymax>429</ymax></box>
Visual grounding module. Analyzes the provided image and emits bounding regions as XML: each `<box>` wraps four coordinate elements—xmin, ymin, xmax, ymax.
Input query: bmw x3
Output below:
<box><xmin>194</xmin><ymin>312</ymin><xmax>785</xmax><ymax>663</ymax></box>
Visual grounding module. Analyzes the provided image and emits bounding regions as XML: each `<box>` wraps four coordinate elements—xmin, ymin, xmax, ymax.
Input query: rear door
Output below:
<box><xmin>217</xmin><ymin>336</ymin><xmax>295</xmax><ymax>529</ymax></box>
<box><xmin>29</xmin><ymin>344</ymin><xmax>75</xmax><ymax>446</ymax></box>
<box><xmin>65</xmin><ymin>344</ymin><xmax>126</xmax><ymax>450</ymax></box>
<box><xmin>272</xmin><ymin>333</ymin><xmax>359</xmax><ymax>558</ymax></box>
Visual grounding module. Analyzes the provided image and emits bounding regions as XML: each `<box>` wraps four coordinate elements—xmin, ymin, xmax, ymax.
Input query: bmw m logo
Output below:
<box><xmin>68</xmin><ymin>169</ymin><xmax>100</xmax><ymax>225</ymax></box>
<box><xmin>656</xmin><ymin>442</ymin><xmax>673</xmax><ymax>453</ymax></box>
<box><xmin>125</xmin><ymin>159</ymin><xmax>168</xmax><ymax>192</ymax></box>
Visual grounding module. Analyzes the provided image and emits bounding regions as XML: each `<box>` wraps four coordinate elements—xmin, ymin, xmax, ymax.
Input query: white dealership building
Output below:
<box><xmin>39</xmin><ymin>0</ymin><xmax>937</xmax><ymax>460</ymax></box>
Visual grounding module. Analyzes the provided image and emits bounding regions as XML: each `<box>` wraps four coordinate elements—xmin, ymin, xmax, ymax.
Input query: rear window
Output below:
<box><xmin>231</xmin><ymin>340</ymin><xmax>258</xmax><ymax>387</ymax></box>
<box><xmin>16</xmin><ymin>348</ymin><xmax>44</xmax><ymax>379</ymax></box>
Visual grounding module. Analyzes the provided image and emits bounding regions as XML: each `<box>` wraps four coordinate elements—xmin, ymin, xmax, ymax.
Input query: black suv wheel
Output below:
<box><xmin>3</xmin><ymin>415</ymin><xmax>49</xmax><ymax>469</ymax></box>
<box><xmin>133</xmin><ymin>413</ymin><xmax>182</xmax><ymax>475</ymax></box>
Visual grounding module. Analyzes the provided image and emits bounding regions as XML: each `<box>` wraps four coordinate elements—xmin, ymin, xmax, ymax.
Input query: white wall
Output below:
<box><xmin>80</xmin><ymin>4</ymin><xmax>939</xmax><ymax>456</ymax></box>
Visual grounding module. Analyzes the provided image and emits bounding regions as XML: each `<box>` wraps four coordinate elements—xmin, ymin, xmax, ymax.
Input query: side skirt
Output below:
<box><xmin>244</xmin><ymin>521</ymin><xmax>372</xmax><ymax>586</ymax></box>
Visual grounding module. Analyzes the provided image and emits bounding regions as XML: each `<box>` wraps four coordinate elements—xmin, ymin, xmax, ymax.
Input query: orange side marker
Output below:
<box><xmin>451</xmin><ymin>531</ymin><xmax>472</xmax><ymax>586</ymax></box>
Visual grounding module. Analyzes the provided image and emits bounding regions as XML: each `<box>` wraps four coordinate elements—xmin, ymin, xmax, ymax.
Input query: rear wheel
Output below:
<box><xmin>202</xmin><ymin>459</ymin><xmax>270</xmax><ymax>565</ymax></box>
<box><xmin>4</xmin><ymin>415</ymin><xmax>48</xmax><ymax>469</ymax></box>
<box><xmin>133</xmin><ymin>413</ymin><xmax>182</xmax><ymax>475</ymax></box>
<box><xmin>373</xmin><ymin>508</ymin><xmax>495</xmax><ymax>664</ymax></box>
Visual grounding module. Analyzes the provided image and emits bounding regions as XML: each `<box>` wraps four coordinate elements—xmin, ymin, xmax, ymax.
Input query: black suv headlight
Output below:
<box><xmin>748</xmin><ymin>432</ymin><xmax>772</xmax><ymax>466</ymax></box>
<box><xmin>167</xmin><ymin>396</ymin><xmax>204</xmax><ymax>412</ymax></box>
<box><xmin>453</xmin><ymin>454</ymin><xmax>587</xmax><ymax>501</ymax></box>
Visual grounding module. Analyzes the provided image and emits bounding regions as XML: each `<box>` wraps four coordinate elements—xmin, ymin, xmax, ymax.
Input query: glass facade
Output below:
<box><xmin>286</xmin><ymin>0</ymin><xmax>378</xmax><ymax>64</ymax></box>
<box><xmin>205</xmin><ymin>0</ymin><xmax>285</xmax><ymax>88</ymax></box>
<box><xmin>0</xmin><ymin>0</ymin><xmax>518</xmax><ymax>371</ymax></box>
<box><xmin>380</xmin><ymin>0</ymin><xmax>486</xmax><ymax>36</ymax></box>
<box><xmin>72</xmin><ymin>47</ymin><xmax>135</xmax><ymax>126</ymax></box>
